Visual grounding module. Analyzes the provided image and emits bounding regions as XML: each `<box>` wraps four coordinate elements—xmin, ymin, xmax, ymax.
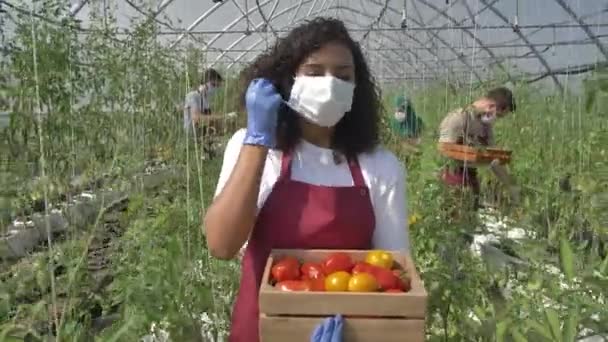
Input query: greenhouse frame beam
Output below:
<box><xmin>334</xmin><ymin>7</ymin><xmax>460</xmax><ymax>79</ymax></box>
<box><xmin>218</xmin><ymin>37</ymin><xmax>608</xmax><ymax>53</ymax></box>
<box><xmin>169</xmin><ymin>1</ymin><xmax>230</xmax><ymax>48</ymax></box>
<box><xmin>207</xmin><ymin>0</ymin><xmax>334</xmax><ymax>67</ymax></box>
<box><xmin>197</xmin><ymin>0</ymin><xmax>280</xmax><ymax>51</ymax></box>
<box><xmin>69</xmin><ymin>0</ymin><xmax>90</xmax><ymax>16</ymax></box>
<box><xmin>156</xmin><ymin>23</ymin><xmax>608</xmax><ymax>35</ymax></box>
<box><xmin>218</xmin><ymin>5</ymin><xmax>442</xmax><ymax>78</ymax></box>
<box><xmin>554</xmin><ymin>0</ymin><xmax>608</xmax><ymax>60</ymax></box>
<box><xmin>415</xmin><ymin>0</ymin><xmax>512</xmax><ymax>83</ymax></box>
<box><xmin>226</xmin><ymin>24</ymin><xmax>426</xmax><ymax>77</ymax></box>
<box><xmin>479</xmin><ymin>0</ymin><xmax>562</xmax><ymax>92</ymax></box>
<box><xmin>364</xmin><ymin>0</ymin><xmax>482</xmax><ymax>82</ymax></box>
<box><xmin>207</xmin><ymin>0</ymin><xmax>432</xmax><ymax>75</ymax></box>
<box><xmin>156</xmin><ymin>0</ymin><xmax>177</xmax><ymax>15</ymax></box>
<box><xmin>216</xmin><ymin>5</ymin><xmax>423</xmax><ymax>73</ymax></box>
<box><xmin>230</xmin><ymin>0</ymin><xmax>265</xmax><ymax>34</ymax></box>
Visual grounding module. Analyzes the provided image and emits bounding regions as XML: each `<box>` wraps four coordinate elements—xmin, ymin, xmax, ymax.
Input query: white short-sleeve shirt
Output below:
<box><xmin>214</xmin><ymin>128</ymin><xmax>410</xmax><ymax>252</ymax></box>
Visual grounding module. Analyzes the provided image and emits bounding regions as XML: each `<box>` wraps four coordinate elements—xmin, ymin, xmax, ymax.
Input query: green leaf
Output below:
<box><xmin>544</xmin><ymin>308</ymin><xmax>562</xmax><ymax>342</ymax></box>
<box><xmin>585</xmin><ymin>90</ymin><xmax>597</xmax><ymax>113</ymax></box>
<box><xmin>511</xmin><ymin>328</ymin><xmax>528</xmax><ymax>342</ymax></box>
<box><xmin>528</xmin><ymin>320</ymin><xmax>553</xmax><ymax>340</ymax></box>
<box><xmin>497</xmin><ymin>320</ymin><xmax>509</xmax><ymax>342</ymax></box>
<box><xmin>562</xmin><ymin>306</ymin><xmax>579</xmax><ymax>342</ymax></box>
<box><xmin>559</xmin><ymin>237</ymin><xmax>575</xmax><ymax>282</ymax></box>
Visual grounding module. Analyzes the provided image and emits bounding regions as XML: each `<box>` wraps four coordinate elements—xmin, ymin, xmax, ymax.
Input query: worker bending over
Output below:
<box><xmin>438</xmin><ymin>87</ymin><xmax>520</xmax><ymax>208</ymax></box>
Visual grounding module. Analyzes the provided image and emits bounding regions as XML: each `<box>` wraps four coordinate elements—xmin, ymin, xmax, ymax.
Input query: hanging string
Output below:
<box><xmin>513</xmin><ymin>0</ymin><xmax>520</xmax><ymax>33</ymax></box>
<box><xmin>29</xmin><ymin>1</ymin><xmax>60</xmax><ymax>333</ymax></box>
<box><xmin>552</xmin><ymin>25</ymin><xmax>556</xmax><ymax>56</ymax></box>
<box><xmin>245</xmin><ymin>0</ymin><xmax>250</xmax><ymax>35</ymax></box>
<box><xmin>401</xmin><ymin>0</ymin><xmax>407</xmax><ymax>29</ymax></box>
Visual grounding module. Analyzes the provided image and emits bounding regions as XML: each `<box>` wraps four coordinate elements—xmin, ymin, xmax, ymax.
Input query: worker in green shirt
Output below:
<box><xmin>390</xmin><ymin>94</ymin><xmax>424</xmax><ymax>145</ymax></box>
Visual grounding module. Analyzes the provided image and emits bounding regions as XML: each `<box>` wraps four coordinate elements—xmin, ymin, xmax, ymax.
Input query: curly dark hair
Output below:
<box><xmin>238</xmin><ymin>17</ymin><xmax>381</xmax><ymax>160</ymax></box>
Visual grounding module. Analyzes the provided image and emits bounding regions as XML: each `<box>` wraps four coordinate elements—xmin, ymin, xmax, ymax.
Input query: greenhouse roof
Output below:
<box><xmin>5</xmin><ymin>0</ymin><xmax>608</xmax><ymax>90</ymax></box>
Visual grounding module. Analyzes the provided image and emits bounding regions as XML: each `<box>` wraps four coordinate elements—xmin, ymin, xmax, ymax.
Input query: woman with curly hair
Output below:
<box><xmin>203</xmin><ymin>17</ymin><xmax>411</xmax><ymax>341</ymax></box>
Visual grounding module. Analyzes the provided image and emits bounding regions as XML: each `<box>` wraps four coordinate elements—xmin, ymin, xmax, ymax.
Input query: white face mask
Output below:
<box><xmin>394</xmin><ymin>111</ymin><xmax>406</xmax><ymax>122</ymax></box>
<box><xmin>287</xmin><ymin>75</ymin><xmax>355</xmax><ymax>127</ymax></box>
<box><xmin>480</xmin><ymin>113</ymin><xmax>497</xmax><ymax>125</ymax></box>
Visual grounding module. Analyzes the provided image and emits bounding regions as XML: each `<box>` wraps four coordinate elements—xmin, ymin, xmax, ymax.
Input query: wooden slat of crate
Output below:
<box><xmin>260</xmin><ymin>314</ymin><xmax>425</xmax><ymax>342</ymax></box>
<box><xmin>437</xmin><ymin>143</ymin><xmax>512</xmax><ymax>164</ymax></box>
<box><xmin>259</xmin><ymin>249</ymin><xmax>427</xmax><ymax>318</ymax></box>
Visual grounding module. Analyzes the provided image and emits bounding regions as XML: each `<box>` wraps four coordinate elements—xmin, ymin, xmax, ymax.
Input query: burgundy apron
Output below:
<box><xmin>228</xmin><ymin>150</ymin><xmax>376</xmax><ymax>342</ymax></box>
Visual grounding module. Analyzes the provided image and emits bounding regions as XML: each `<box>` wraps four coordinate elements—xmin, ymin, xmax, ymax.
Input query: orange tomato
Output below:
<box><xmin>324</xmin><ymin>271</ymin><xmax>351</xmax><ymax>292</ymax></box>
<box><xmin>347</xmin><ymin>273</ymin><xmax>378</xmax><ymax>292</ymax></box>
<box><xmin>364</xmin><ymin>250</ymin><xmax>394</xmax><ymax>269</ymax></box>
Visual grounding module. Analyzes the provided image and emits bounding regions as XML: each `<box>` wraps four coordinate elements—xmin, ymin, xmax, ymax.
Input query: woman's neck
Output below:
<box><xmin>299</xmin><ymin>118</ymin><xmax>334</xmax><ymax>148</ymax></box>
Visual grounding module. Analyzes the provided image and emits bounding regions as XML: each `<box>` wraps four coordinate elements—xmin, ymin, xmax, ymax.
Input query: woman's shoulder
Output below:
<box><xmin>357</xmin><ymin>146</ymin><xmax>405</xmax><ymax>185</ymax></box>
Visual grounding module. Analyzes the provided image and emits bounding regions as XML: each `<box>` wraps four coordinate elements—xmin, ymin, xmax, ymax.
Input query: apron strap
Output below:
<box><xmin>279</xmin><ymin>150</ymin><xmax>366</xmax><ymax>187</ymax></box>
<box><xmin>347</xmin><ymin>158</ymin><xmax>366</xmax><ymax>187</ymax></box>
<box><xmin>279</xmin><ymin>151</ymin><xmax>294</xmax><ymax>180</ymax></box>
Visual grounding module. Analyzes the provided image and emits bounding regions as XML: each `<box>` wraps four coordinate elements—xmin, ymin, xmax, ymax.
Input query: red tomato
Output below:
<box><xmin>301</xmin><ymin>262</ymin><xmax>325</xmax><ymax>280</ymax></box>
<box><xmin>322</xmin><ymin>252</ymin><xmax>354</xmax><ymax>275</ymax></box>
<box><xmin>278</xmin><ymin>256</ymin><xmax>300</xmax><ymax>268</ymax></box>
<box><xmin>362</xmin><ymin>264</ymin><xmax>399</xmax><ymax>290</ymax></box>
<box><xmin>309</xmin><ymin>277</ymin><xmax>326</xmax><ymax>291</ymax></box>
<box><xmin>352</xmin><ymin>262</ymin><xmax>374</xmax><ymax>275</ymax></box>
<box><xmin>271</xmin><ymin>257</ymin><xmax>301</xmax><ymax>282</ymax></box>
<box><xmin>275</xmin><ymin>280</ymin><xmax>312</xmax><ymax>292</ymax></box>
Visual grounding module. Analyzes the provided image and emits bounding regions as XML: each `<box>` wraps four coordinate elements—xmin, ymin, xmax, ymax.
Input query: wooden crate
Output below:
<box><xmin>259</xmin><ymin>249</ymin><xmax>428</xmax><ymax>342</ymax></box>
<box><xmin>438</xmin><ymin>142</ymin><xmax>512</xmax><ymax>164</ymax></box>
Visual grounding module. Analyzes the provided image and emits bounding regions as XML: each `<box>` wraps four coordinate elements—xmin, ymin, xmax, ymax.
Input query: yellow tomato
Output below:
<box><xmin>408</xmin><ymin>213</ymin><xmax>421</xmax><ymax>226</ymax></box>
<box><xmin>324</xmin><ymin>271</ymin><xmax>351</xmax><ymax>292</ymax></box>
<box><xmin>348</xmin><ymin>273</ymin><xmax>378</xmax><ymax>292</ymax></box>
<box><xmin>365</xmin><ymin>250</ymin><xmax>394</xmax><ymax>269</ymax></box>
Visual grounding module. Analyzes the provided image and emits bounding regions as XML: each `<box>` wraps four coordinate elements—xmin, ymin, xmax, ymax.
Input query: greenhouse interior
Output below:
<box><xmin>1</xmin><ymin>0</ymin><xmax>607</xmax><ymax>341</ymax></box>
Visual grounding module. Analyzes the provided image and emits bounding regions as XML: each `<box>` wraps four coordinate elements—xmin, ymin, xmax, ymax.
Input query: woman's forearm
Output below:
<box><xmin>203</xmin><ymin>145</ymin><xmax>268</xmax><ymax>259</ymax></box>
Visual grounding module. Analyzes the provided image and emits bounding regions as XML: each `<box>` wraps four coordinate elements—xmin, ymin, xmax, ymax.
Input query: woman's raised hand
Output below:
<box><xmin>243</xmin><ymin>78</ymin><xmax>283</xmax><ymax>148</ymax></box>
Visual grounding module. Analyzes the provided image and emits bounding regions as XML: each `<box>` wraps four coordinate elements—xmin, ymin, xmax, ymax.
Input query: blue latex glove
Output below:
<box><xmin>243</xmin><ymin>78</ymin><xmax>283</xmax><ymax>147</ymax></box>
<box><xmin>310</xmin><ymin>315</ymin><xmax>344</xmax><ymax>342</ymax></box>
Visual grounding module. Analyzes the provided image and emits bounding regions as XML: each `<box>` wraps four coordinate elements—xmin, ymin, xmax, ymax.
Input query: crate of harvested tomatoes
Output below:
<box><xmin>259</xmin><ymin>249</ymin><xmax>427</xmax><ymax>342</ymax></box>
<box><xmin>438</xmin><ymin>142</ymin><xmax>512</xmax><ymax>164</ymax></box>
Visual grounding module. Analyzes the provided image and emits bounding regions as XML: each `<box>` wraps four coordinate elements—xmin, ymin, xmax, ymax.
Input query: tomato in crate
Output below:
<box><xmin>260</xmin><ymin>249</ymin><xmax>428</xmax><ymax>342</ymax></box>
